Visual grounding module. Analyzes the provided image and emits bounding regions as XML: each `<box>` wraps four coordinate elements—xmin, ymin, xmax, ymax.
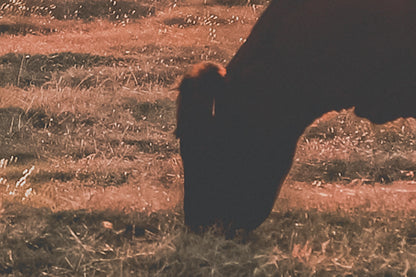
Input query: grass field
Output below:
<box><xmin>0</xmin><ymin>0</ymin><xmax>416</xmax><ymax>275</ymax></box>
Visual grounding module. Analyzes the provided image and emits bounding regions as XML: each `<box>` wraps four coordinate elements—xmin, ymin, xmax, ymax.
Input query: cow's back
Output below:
<box><xmin>223</xmin><ymin>0</ymin><xmax>416</xmax><ymax>126</ymax></box>
<box><xmin>211</xmin><ymin>0</ymin><xmax>416</xmax><ymax>231</ymax></box>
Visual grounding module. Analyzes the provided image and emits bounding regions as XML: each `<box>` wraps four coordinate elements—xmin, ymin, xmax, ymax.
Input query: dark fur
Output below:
<box><xmin>175</xmin><ymin>62</ymin><xmax>227</xmax><ymax>232</ymax></box>
<box><xmin>175</xmin><ymin>62</ymin><xmax>225</xmax><ymax>139</ymax></box>
<box><xmin>179</xmin><ymin>0</ymin><xmax>416</xmax><ymax>234</ymax></box>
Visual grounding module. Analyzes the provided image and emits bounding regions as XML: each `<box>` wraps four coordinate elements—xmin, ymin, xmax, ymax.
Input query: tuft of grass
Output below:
<box><xmin>292</xmin><ymin>109</ymin><xmax>416</xmax><ymax>184</ymax></box>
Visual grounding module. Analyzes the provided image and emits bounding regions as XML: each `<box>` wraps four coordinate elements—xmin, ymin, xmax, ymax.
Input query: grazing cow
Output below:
<box><xmin>177</xmin><ymin>0</ymin><xmax>416</xmax><ymax>234</ymax></box>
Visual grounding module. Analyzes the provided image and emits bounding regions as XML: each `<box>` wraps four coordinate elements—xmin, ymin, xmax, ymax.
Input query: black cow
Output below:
<box><xmin>177</xmin><ymin>0</ymin><xmax>416</xmax><ymax>234</ymax></box>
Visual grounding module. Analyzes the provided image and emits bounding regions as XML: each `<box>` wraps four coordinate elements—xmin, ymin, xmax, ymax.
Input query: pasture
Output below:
<box><xmin>0</xmin><ymin>0</ymin><xmax>415</xmax><ymax>275</ymax></box>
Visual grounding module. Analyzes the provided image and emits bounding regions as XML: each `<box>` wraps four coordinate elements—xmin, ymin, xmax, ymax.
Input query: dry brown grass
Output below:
<box><xmin>0</xmin><ymin>0</ymin><xmax>414</xmax><ymax>220</ymax></box>
<box><xmin>0</xmin><ymin>84</ymin><xmax>182</xmax><ymax>214</ymax></box>
<box><xmin>0</xmin><ymin>5</ymin><xmax>260</xmax><ymax>56</ymax></box>
<box><xmin>0</xmin><ymin>3</ymin><xmax>263</xmax><ymax>218</ymax></box>
<box><xmin>278</xmin><ymin>181</ymin><xmax>416</xmax><ymax>214</ymax></box>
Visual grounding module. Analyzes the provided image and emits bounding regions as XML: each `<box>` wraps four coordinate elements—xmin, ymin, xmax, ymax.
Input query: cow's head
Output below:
<box><xmin>175</xmin><ymin>62</ymin><xmax>226</xmax><ymax>139</ymax></box>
